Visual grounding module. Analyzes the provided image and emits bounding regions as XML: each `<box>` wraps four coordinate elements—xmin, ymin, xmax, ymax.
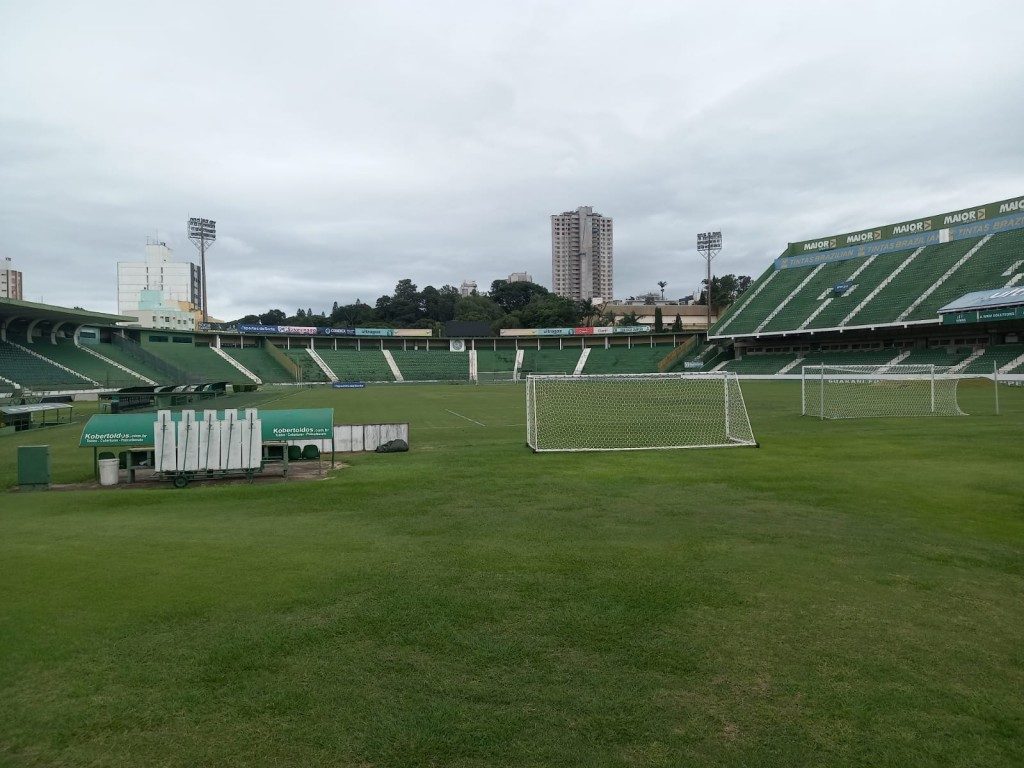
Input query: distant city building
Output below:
<box><xmin>117</xmin><ymin>239</ymin><xmax>203</xmax><ymax>330</ymax></box>
<box><xmin>459</xmin><ymin>280</ymin><xmax>478</xmax><ymax>296</ymax></box>
<box><xmin>0</xmin><ymin>257</ymin><xmax>23</xmax><ymax>300</ymax></box>
<box><xmin>601</xmin><ymin>300</ymin><xmax>716</xmax><ymax>330</ymax></box>
<box><xmin>551</xmin><ymin>206</ymin><xmax>613</xmax><ymax>301</ymax></box>
<box><xmin>507</xmin><ymin>271</ymin><xmax>533</xmax><ymax>284</ymax></box>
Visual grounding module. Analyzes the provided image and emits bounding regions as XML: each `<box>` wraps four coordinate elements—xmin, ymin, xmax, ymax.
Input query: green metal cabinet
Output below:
<box><xmin>17</xmin><ymin>445</ymin><xmax>51</xmax><ymax>490</ymax></box>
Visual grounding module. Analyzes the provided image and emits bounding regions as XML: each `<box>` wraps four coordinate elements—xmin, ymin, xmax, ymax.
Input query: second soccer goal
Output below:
<box><xmin>525</xmin><ymin>372</ymin><xmax>757</xmax><ymax>452</ymax></box>
<box><xmin>801</xmin><ymin>364</ymin><xmax>967</xmax><ymax>419</ymax></box>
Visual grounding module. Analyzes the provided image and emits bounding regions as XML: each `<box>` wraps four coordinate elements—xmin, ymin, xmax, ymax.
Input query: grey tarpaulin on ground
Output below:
<box><xmin>374</xmin><ymin>439</ymin><xmax>409</xmax><ymax>453</ymax></box>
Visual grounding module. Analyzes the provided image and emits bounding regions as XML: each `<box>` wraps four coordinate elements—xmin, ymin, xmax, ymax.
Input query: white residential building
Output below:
<box><xmin>117</xmin><ymin>240</ymin><xmax>203</xmax><ymax>330</ymax></box>
<box><xmin>0</xmin><ymin>257</ymin><xmax>23</xmax><ymax>299</ymax></box>
<box><xmin>551</xmin><ymin>206</ymin><xmax>613</xmax><ymax>301</ymax></box>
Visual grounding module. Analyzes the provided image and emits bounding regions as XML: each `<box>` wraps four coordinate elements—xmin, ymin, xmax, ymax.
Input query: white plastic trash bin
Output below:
<box><xmin>98</xmin><ymin>458</ymin><xmax>119</xmax><ymax>486</ymax></box>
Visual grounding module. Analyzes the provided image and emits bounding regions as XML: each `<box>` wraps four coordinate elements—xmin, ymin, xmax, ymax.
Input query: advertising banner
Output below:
<box><xmin>941</xmin><ymin>306</ymin><xmax>1024</xmax><ymax>325</ymax></box>
<box><xmin>777</xmin><ymin>210</ymin><xmax>1024</xmax><ymax>270</ymax></box>
<box><xmin>613</xmin><ymin>325</ymin><xmax>653</xmax><ymax>334</ymax></box>
<box><xmin>499</xmin><ymin>325</ymin><xmax>653</xmax><ymax>337</ymax></box>
<box><xmin>279</xmin><ymin>325</ymin><xmax>317</xmax><ymax>335</ymax></box>
<box><xmin>79</xmin><ymin>408</ymin><xmax>335</xmax><ymax>446</ymax></box>
<box><xmin>784</xmin><ymin>196</ymin><xmax>1024</xmax><ymax>258</ymax></box>
<box><xmin>216</xmin><ymin>324</ymin><xmax>428</xmax><ymax>338</ymax></box>
<box><xmin>236</xmin><ymin>324</ymin><xmax>279</xmax><ymax>334</ymax></box>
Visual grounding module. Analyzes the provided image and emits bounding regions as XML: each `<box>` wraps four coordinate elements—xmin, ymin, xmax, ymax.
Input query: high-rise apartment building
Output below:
<box><xmin>117</xmin><ymin>240</ymin><xmax>203</xmax><ymax>330</ymax></box>
<box><xmin>0</xmin><ymin>257</ymin><xmax>23</xmax><ymax>299</ymax></box>
<box><xmin>459</xmin><ymin>280</ymin><xmax>478</xmax><ymax>296</ymax></box>
<box><xmin>507</xmin><ymin>271</ymin><xmax>534</xmax><ymax>284</ymax></box>
<box><xmin>551</xmin><ymin>206</ymin><xmax>613</xmax><ymax>301</ymax></box>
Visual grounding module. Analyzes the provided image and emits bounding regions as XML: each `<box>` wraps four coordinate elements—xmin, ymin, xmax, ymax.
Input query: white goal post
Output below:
<box><xmin>525</xmin><ymin>372</ymin><xmax>757</xmax><ymax>452</ymax></box>
<box><xmin>801</xmin><ymin>364</ymin><xmax>966</xmax><ymax>419</ymax></box>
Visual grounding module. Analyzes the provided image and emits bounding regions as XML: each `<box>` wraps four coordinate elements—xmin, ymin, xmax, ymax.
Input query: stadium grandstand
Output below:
<box><xmin>0</xmin><ymin>298</ymin><xmax>702</xmax><ymax>394</ymax></box>
<box><xmin>705</xmin><ymin>196</ymin><xmax>1024</xmax><ymax>377</ymax></box>
<box><xmin>7</xmin><ymin>194</ymin><xmax>1021</xmax><ymax>399</ymax></box>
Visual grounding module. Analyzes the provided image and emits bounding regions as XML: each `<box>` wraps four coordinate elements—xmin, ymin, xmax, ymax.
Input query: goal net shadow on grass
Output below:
<box><xmin>525</xmin><ymin>372</ymin><xmax>757</xmax><ymax>452</ymax></box>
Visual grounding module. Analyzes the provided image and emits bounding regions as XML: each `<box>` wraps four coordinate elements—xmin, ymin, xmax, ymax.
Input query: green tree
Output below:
<box><xmin>657</xmin><ymin>281</ymin><xmax>667</xmax><ymax>300</ymax></box>
<box><xmin>654</xmin><ymin>306</ymin><xmax>663</xmax><ymax>332</ymax></box>
<box><xmin>491</xmin><ymin>311</ymin><xmax>524</xmax><ymax>334</ymax></box>
<box><xmin>489</xmin><ymin>280</ymin><xmax>550</xmax><ymax>314</ymax></box>
<box><xmin>421</xmin><ymin>284</ymin><xmax>460</xmax><ymax>322</ymax></box>
<box><xmin>576</xmin><ymin>298</ymin><xmax>601</xmax><ymax>325</ymax></box>
<box><xmin>671</xmin><ymin>314</ymin><xmax>683</xmax><ymax>331</ymax></box>
<box><xmin>260</xmin><ymin>309</ymin><xmax>287</xmax><ymax>324</ymax></box>
<box><xmin>700</xmin><ymin>274</ymin><xmax>752</xmax><ymax>309</ymax></box>
<box><xmin>454</xmin><ymin>294</ymin><xmax>504</xmax><ymax>322</ymax></box>
<box><xmin>519</xmin><ymin>294</ymin><xmax>578</xmax><ymax>328</ymax></box>
<box><xmin>390</xmin><ymin>279</ymin><xmax>422</xmax><ymax>325</ymax></box>
<box><xmin>331</xmin><ymin>301</ymin><xmax>375</xmax><ymax>327</ymax></box>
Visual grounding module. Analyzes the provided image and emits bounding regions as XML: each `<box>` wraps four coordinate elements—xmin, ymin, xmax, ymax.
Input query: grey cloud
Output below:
<box><xmin>1</xmin><ymin>0</ymin><xmax>1022</xmax><ymax>319</ymax></box>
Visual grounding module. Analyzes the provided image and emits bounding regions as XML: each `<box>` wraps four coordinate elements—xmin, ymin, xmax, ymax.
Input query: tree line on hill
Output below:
<box><xmin>231</xmin><ymin>275</ymin><xmax>751</xmax><ymax>334</ymax></box>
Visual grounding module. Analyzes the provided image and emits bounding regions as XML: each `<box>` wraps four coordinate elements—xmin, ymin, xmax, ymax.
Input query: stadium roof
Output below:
<box><xmin>0</xmin><ymin>298</ymin><xmax>134</xmax><ymax>325</ymax></box>
<box><xmin>938</xmin><ymin>286</ymin><xmax>1024</xmax><ymax>314</ymax></box>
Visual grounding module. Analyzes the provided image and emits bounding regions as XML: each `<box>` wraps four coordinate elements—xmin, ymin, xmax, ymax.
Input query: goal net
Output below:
<box><xmin>801</xmin><ymin>364</ymin><xmax>966</xmax><ymax>419</ymax></box>
<box><xmin>525</xmin><ymin>372</ymin><xmax>757</xmax><ymax>452</ymax></box>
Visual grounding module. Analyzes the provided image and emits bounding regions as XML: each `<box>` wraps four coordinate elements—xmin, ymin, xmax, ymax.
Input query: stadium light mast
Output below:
<box><xmin>697</xmin><ymin>231</ymin><xmax>722</xmax><ymax>336</ymax></box>
<box><xmin>188</xmin><ymin>217</ymin><xmax>216</xmax><ymax>322</ymax></box>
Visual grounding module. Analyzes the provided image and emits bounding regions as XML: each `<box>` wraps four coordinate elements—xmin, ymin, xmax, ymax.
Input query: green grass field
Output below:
<box><xmin>2</xmin><ymin>381</ymin><xmax>1022</xmax><ymax>767</ymax></box>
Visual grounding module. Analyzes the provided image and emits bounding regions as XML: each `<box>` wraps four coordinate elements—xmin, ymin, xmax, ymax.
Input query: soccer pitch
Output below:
<box><xmin>2</xmin><ymin>381</ymin><xmax>1022</xmax><ymax>767</ymax></box>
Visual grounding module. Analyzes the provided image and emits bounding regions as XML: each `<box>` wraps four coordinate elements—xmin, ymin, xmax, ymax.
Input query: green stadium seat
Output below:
<box><xmin>519</xmin><ymin>348</ymin><xmax>584</xmax><ymax>375</ymax></box>
<box><xmin>30</xmin><ymin>339</ymin><xmax>149</xmax><ymax>388</ymax></box>
<box><xmin>581</xmin><ymin>345</ymin><xmax>675</xmax><ymax>374</ymax></box>
<box><xmin>712</xmin><ymin>227</ymin><xmax>1024</xmax><ymax>338</ymax></box>
<box><xmin>0</xmin><ymin>340</ymin><xmax>95</xmax><ymax>390</ymax></box>
<box><xmin>142</xmin><ymin>342</ymin><xmax>249</xmax><ymax>383</ymax></box>
<box><xmin>89</xmin><ymin>342</ymin><xmax>174</xmax><ymax>384</ymax></box>
<box><xmin>222</xmin><ymin>346</ymin><xmax>294</xmax><ymax>383</ymax></box>
<box><xmin>475</xmin><ymin>350</ymin><xmax>518</xmax><ymax>379</ymax></box>
<box><xmin>720</xmin><ymin>354</ymin><xmax>801</xmax><ymax>375</ymax></box>
<box><xmin>281</xmin><ymin>348</ymin><xmax>330</xmax><ymax>382</ymax></box>
<box><xmin>317</xmin><ymin>350</ymin><xmax>394</xmax><ymax>381</ymax></box>
<box><xmin>389</xmin><ymin>351</ymin><xmax>469</xmax><ymax>381</ymax></box>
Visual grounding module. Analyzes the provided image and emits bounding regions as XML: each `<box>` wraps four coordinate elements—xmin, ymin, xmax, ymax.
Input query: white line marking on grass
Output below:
<box><xmin>445</xmin><ymin>409</ymin><xmax>486</xmax><ymax>427</ymax></box>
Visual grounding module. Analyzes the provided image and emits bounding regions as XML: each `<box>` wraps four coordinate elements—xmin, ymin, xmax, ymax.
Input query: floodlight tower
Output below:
<box><xmin>188</xmin><ymin>217</ymin><xmax>216</xmax><ymax>321</ymax></box>
<box><xmin>697</xmin><ymin>231</ymin><xmax>722</xmax><ymax>335</ymax></box>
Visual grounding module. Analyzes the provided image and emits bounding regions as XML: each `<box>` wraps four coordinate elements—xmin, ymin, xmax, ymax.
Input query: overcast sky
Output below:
<box><xmin>2</xmin><ymin>0</ymin><xmax>1022</xmax><ymax>319</ymax></box>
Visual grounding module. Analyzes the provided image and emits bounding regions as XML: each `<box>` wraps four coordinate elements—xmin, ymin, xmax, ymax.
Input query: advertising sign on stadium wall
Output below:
<box><xmin>777</xmin><ymin>196</ymin><xmax>1024</xmax><ymax>269</ymax></box>
<box><xmin>941</xmin><ymin>306</ymin><xmax>1024</xmax><ymax>325</ymax></box>
<box><xmin>499</xmin><ymin>325</ymin><xmax>653</xmax><ymax>337</ymax></box>
<box><xmin>203</xmin><ymin>323</ymin><xmax>430</xmax><ymax>338</ymax></box>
